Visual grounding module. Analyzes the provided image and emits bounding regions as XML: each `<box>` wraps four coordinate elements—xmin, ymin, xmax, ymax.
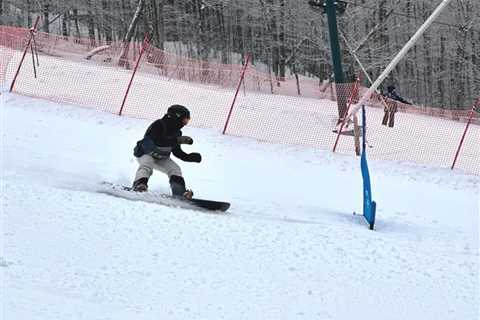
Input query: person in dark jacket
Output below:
<box><xmin>132</xmin><ymin>105</ymin><xmax>202</xmax><ymax>198</ymax></box>
<box><xmin>382</xmin><ymin>85</ymin><xmax>411</xmax><ymax>128</ymax></box>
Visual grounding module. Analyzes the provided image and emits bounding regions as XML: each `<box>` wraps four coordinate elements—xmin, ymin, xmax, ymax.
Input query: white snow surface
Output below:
<box><xmin>1</xmin><ymin>93</ymin><xmax>479</xmax><ymax>320</ymax></box>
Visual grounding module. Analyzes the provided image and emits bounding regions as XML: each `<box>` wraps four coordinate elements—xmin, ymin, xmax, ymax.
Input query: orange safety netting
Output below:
<box><xmin>1</xmin><ymin>24</ymin><xmax>478</xmax><ymax>175</ymax></box>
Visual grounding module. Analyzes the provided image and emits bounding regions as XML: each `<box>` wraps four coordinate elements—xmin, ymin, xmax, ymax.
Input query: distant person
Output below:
<box><xmin>382</xmin><ymin>85</ymin><xmax>411</xmax><ymax>128</ymax></box>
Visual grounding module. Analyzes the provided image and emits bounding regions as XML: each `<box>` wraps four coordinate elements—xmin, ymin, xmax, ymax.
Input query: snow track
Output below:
<box><xmin>1</xmin><ymin>93</ymin><xmax>478</xmax><ymax>319</ymax></box>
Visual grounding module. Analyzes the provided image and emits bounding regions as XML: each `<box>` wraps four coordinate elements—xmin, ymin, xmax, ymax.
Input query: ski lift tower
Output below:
<box><xmin>308</xmin><ymin>0</ymin><xmax>349</xmax><ymax>122</ymax></box>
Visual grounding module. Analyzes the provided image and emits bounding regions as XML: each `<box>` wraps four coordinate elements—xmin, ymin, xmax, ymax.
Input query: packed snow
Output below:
<box><xmin>1</xmin><ymin>92</ymin><xmax>479</xmax><ymax>319</ymax></box>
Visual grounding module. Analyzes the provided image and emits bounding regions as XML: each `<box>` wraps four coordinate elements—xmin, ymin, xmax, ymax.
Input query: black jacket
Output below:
<box><xmin>134</xmin><ymin>114</ymin><xmax>195</xmax><ymax>162</ymax></box>
<box><xmin>386</xmin><ymin>90</ymin><xmax>411</xmax><ymax>105</ymax></box>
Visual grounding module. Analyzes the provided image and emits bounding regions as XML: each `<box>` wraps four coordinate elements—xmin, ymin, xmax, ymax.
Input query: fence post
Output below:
<box><xmin>332</xmin><ymin>76</ymin><xmax>360</xmax><ymax>152</ymax></box>
<box><xmin>118</xmin><ymin>35</ymin><xmax>149</xmax><ymax>116</ymax></box>
<box><xmin>9</xmin><ymin>16</ymin><xmax>41</xmax><ymax>93</ymax></box>
<box><xmin>451</xmin><ymin>99</ymin><xmax>479</xmax><ymax>170</ymax></box>
<box><xmin>222</xmin><ymin>53</ymin><xmax>251</xmax><ymax>135</ymax></box>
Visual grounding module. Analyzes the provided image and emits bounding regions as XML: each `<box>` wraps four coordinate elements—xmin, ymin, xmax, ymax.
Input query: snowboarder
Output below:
<box><xmin>131</xmin><ymin>105</ymin><xmax>202</xmax><ymax>199</ymax></box>
<box><xmin>382</xmin><ymin>85</ymin><xmax>411</xmax><ymax>128</ymax></box>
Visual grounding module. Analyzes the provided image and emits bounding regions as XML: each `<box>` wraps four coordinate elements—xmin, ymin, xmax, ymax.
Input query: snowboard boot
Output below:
<box><xmin>132</xmin><ymin>177</ymin><xmax>149</xmax><ymax>192</ymax></box>
<box><xmin>170</xmin><ymin>175</ymin><xmax>194</xmax><ymax>200</ymax></box>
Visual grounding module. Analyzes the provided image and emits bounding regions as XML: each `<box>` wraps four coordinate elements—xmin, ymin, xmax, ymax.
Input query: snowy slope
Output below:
<box><xmin>1</xmin><ymin>93</ymin><xmax>479</xmax><ymax>320</ymax></box>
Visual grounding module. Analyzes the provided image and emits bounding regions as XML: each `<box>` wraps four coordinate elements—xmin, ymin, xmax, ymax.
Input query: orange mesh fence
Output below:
<box><xmin>4</xmin><ymin>27</ymin><xmax>132</xmax><ymax>113</ymax></box>
<box><xmin>226</xmin><ymin>81</ymin><xmax>357</xmax><ymax>148</ymax></box>
<box><xmin>336</xmin><ymin>89</ymin><xmax>480</xmax><ymax>174</ymax></box>
<box><xmin>119</xmin><ymin>41</ymin><xmax>245</xmax><ymax>128</ymax></box>
<box><xmin>0</xmin><ymin>26</ymin><xmax>27</xmax><ymax>86</ymax></box>
<box><xmin>2</xmin><ymin>24</ymin><xmax>479</xmax><ymax>175</ymax></box>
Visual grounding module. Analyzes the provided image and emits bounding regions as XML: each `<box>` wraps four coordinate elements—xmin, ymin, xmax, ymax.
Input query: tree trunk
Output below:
<box><xmin>62</xmin><ymin>13</ymin><xmax>69</xmax><ymax>39</ymax></box>
<box><xmin>72</xmin><ymin>9</ymin><xmax>81</xmax><ymax>39</ymax></box>
<box><xmin>144</xmin><ymin>0</ymin><xmax>158</xmax><ymax>48</ymax></box>
<box><xmin>217</xmin><ymin>5</ymin><xmax>228</xmax><ymax>64</ymax></box>
<box><xmin>271</xmin><ymin>10</ymin><xmax>279</xmax><ymax>82</ymax></box>
<box><xmin>102</xmin><ymin>1</ymin><xmax>112</xmax><ymax>44</ymax></box>
<box><xmin>438</xmin><ymin>36</ymin><xmax>446</xmax><ymax>107</ymax></box>
<box><xmin>25</xmin><ymin>0</ymin><xmax>32</xmax><ymax>26</ymax></box>
<box><xmin>87</xmin><ymin>0</ymin><xmax>96</xmax><ymax>46</ymax></box>
<box><xmin>278</xmin><ymin>0</ymin><xmax>286</xmax><ymax>81</ymax></box>
<box><xmin>120</xmin><ymin>0</ymin><xmax>130</xmax><ymax>37</ymax></box>
<box><xmin>194</xmin><ymin>0</ymin><xmax>209</xmax><ymax>60</ymax></box>
<box><xmin>158</xmin><ymin>0</ymin><xmax>165</xmax><ymax>51</ymax></box>
<box><xmin>454</xmin><ymin>33</ymin><xmax>468</xmax><ymax>108</ymax></box>
<box><xmin>119</xmin><ymin>0</ymin><xmax>146</xmax><ymax>68</ymax></box>
<box><xmin>43</xmin><ymin>3</ymin><xmax>50</xmax><ymax>33</ymax></box>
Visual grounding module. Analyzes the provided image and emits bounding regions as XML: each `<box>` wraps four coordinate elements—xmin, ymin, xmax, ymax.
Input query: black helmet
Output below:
<box><xmin>167</xmin><ymin>104</ymin><xmax>190</xmax><ymax>120</ymax></box>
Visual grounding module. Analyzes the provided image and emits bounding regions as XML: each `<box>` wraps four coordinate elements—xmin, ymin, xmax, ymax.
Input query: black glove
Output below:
<box><xmin>187</xmin><ymin>152</ymin><xmax>202</xmax><ymax>163</ymax></box>
<box><xmin>177</xmin><ymin>136</ymin><xmax>193</xmax><ymax>145</ymax></box>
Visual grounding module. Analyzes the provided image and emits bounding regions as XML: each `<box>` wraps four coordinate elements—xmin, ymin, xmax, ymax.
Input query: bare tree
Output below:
<box><xmin>2</xmin><ymin>0</ymin><xmax>478</xmax><ymax>108</ymax></box>
<box><xmin>119</xmin><ymin>0</ymin><xmax>145</xmax><ymax>67</ymax></box>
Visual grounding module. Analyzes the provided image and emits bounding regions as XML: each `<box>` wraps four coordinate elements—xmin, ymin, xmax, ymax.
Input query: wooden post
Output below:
<box><xmin>332</xmin><ymin>77</ymin><xmax>360</xmax><ymax>152</ymax></box>
<box><xmin>451</xmin><ymin>99</ymin><xmax>479</xmax><ymax>170</ymax></box>
<box><xmin>222</xmin><ymin>54</ymin><xmax>251</xmax><ymax>135</ymax></box>
<box><xmin>118</xmin><ymin>36</ymin><xmax>149</xmax><ymax>116</ymax></box>
<box><xmin>9</xmin><ymin>16</ymin><xmax>41</xmax><ymax>92</ymax></box>
<box><xmin>353</xmin><ymin>115</ymin><xmax>361</xmax><ymax>156</ymax></box>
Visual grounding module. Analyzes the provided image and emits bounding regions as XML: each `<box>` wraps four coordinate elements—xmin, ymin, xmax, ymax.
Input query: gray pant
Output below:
<box><xmin>134</xmin><ymin>154</ymin><xmax>182</xmax><ymax>181</ymax></box>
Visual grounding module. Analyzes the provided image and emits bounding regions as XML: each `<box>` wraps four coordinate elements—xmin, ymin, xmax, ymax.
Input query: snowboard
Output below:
<box><xmin>98</xmin><ymin>182</ymin><xmax>230</xmax><ymax>212</ymax></box>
